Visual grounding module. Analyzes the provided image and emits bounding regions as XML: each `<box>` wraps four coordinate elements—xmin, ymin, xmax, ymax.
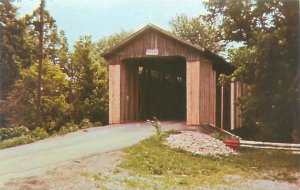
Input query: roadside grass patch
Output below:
<box><xmin>120</xmin><ymin>135</ymin><xmax>300</xmax><ymax>188</ymax></box>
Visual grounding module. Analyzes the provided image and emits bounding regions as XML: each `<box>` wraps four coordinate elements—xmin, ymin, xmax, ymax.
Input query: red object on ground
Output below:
<box><xmin>223</xmin><ymin>139</ymin><xmax>240</xmax><ymax>147</ymax></box>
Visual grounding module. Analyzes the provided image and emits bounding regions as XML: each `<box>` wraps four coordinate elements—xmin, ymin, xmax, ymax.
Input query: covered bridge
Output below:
<box><xmin>102</xmin><ymin>24</ymin><xmax>244</xmax><ymax>130</ymax></box>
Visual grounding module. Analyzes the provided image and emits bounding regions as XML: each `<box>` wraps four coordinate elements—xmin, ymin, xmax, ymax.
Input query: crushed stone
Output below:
<box><xmin>166</xmin><ymin>131</ymin><xmax>236</xmax><ymax>156</ymax></box>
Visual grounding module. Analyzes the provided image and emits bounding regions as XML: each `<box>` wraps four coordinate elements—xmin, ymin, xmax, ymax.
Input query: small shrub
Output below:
<box><xmin>147</xmin><ymin>117</ymin><xmax>162</xmax><ymax>140</ymax></box>
<box><xmin>29</xmin><ymin>128</ymin><xmax>49</xmax><ymax>141</ymax></box>
<box><xmin>0</xmin><ymin>126</ymin><xmax>29</xmax><ymax>141</ymax></box>
<box><xmin>94</xmin><ymin>121</ymin><xmax>103</xmax><ymax>127</ymax></box>
<box><xmin>57</xmin><ymin>122</ymin><xmax>80</xmax><ymax>135</ymax></box>
<box><xmin>79</xmin><ymin>118</ymin><xmax>94</xmax><ymax>129</ymax></box>
<box><xmin>0</xmin><ymin>135</ymin><xmax>35</xmax><ymax>149</ymax></box>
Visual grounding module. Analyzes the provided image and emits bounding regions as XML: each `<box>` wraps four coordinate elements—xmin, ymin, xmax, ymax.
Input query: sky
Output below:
<box><xmin>14</xmin><ymin>0</ymin><xmax>207</xmax><ymax>46</ymax></box>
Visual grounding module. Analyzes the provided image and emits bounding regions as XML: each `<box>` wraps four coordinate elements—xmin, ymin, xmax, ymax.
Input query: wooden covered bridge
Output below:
<box><xmin>102</xmin><ymin>24</ymin><xmax>245</xmax><ymax>130</ymax></box>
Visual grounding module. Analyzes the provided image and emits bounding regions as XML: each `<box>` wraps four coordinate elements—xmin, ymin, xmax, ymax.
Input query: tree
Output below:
<box><xmin>205</xmin><ymin>0</ymin><xmax>299</xmax><ymax>142</ymax></box>
<box><xmin>3</xmin><ymin>60</ymin><xmax>69</xmax><ymax>131</ymax></box>
<box><xmin>70</xmin><ymin>36</ymin><xmax>108</xmax><ymax>124</ymax></box>
<box><xmin>170</xmin><ymin>14</ymin><xmax>225</xmax><ymax>53</ymax></box>
<box><xmin>24</xmin><ymin>1</ymin><xmax>70</xmax><ymax>128</ymax></box>
<box><xmin>96</xmin><ymin>29</ymin><xmax>132</xmax><ymax>54</ymax></box>
<box><xmin>95</xmin><ymin>29</ymin><xmax>132</xmax><ymax>68</ymax></box>
<box><xmin>0</xmin><ymin>0</ymin><xmax>72</xmax><ymax>130</ymax></box>
<box><xmin>0</xmin><ymin>0</ymin><xmax>27</xmax><ymax>99</ymax></box>
<box><xmin>70</xmin><ymin>31</ymin><xmax>132</xmax><ymax>124</ymax></box>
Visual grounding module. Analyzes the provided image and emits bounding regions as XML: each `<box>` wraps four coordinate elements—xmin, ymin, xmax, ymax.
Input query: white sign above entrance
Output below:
<box><xmin>146</xmin><ymin>49</ymin><xmax>159</xmax><ymax>55</ymax></box>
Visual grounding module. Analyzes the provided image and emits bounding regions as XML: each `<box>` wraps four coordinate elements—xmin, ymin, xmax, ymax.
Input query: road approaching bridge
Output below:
<box><xmin>0</xmin><ymin>121</ymin><xmax>186</xmax><ymax>187</ymax></box>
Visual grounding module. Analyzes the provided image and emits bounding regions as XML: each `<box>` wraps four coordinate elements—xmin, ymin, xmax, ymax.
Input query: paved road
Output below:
<box><xmin>0</xmin><ymin>121</ymin><xmax>187</xmax><ymax>186</ymax></box>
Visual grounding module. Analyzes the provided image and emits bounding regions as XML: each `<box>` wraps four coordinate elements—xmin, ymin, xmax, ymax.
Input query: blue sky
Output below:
<box><xmin>14</xmin><ymin>0</ymin><xmax>207</xmax><ymax>46</ymax></box>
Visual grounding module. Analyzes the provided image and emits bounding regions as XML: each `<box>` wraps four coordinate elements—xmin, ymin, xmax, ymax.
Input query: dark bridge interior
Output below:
<box><xmin>123</xmin><ymin>56</ymin><xmax>186</xmax><ymax>120</ymax></box>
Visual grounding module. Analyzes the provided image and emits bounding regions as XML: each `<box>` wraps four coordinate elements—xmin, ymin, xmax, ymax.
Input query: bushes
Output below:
<box><xmin>56</xmin><ymin>122</ymin><xmax>80</xmax><ymax>135</ymax></box>
<box><xmin>79</xmin><ymin>118</ymin><xmax>94</xmax><ymax>129</ymax></box>
<box><xmin>0</xmin><ymin>127</ymin><xmax>49</xmax><ymax>149</ymax></box>
<box><xmin>0</xmin><ymin>118</ymin><xmax>98</xmax><ymax>149</ymax></box>
<box><xmin>0</xmin><ymin>135</ymin><xmax>35</xmax><ymax>149</ymax></box>
<box><xmin>0</xmin><ymin>126</ymin><xmax>29</xmax><ymax>141</ymax></box>
<box><xmin>30</xmin><ymin>128</ymin><xmax>49</xmax><ymax>141</ymax></box>
<box><xmin>55</xmin><ymin>118</ymin><xmax>95</xmax><ymax>135</ymax></box>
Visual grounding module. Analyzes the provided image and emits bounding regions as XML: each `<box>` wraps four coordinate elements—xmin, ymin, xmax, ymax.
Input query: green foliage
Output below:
<box><xmin>95</xmin><ymin>29</ymin><xmax>133</xmax><ymax>54</ymax></box>
<box><xmin>205</xmin><ymin>0</ymin><xmax>299</xmax><ymax>142</ymax></box>
<box><xmin>170</xmin><ymin>14</ymin><xmax>224</xmax><ymax>53</ymax></box>
<box><xmin>0</xmin><ymin>135</ymin><xmax>35</xmax><ymax>149</ymax></box>
<box><xmin>24</xmin><ymin>5</ymin><xmax>67</xmax><ymax>66</ymax></box>
<box><xmin>79</xmin><ymin>118</ymin><xmax>94</xmax><ymax>129</ymax></box>
<box><xmin>0</xmin><ymin>126</ymin><xmax>50</xmax><ymax>149</ymax></box>
<box><xmin>147</xmin><ymin>117</ymin><xmax>162</xmax><ymax>140</ymax></box>
<box><xmin>3</xmin><ymin>60</ymin><xmax>70</xmax><ymax>131</ymax></box>
<box><xmin>121</xmin><ymin>136</ymin><xmax>300</xmax><ymax>187</ymax></box>
<box><xmin>0</xmin><ymin>126</ymin><xmax>29</xmax><ymax>141</ymax></box>
<box><xmin>56</xmin><ymin>122</ymin><xmax>79</xmax><ymax>135</ymax></box>
<box><xmin>70</xmin><ymin>35</ymin><xmax>108</xmax><ymax>124</ymax></box>
<box><xmin>0</xmin><ymin>0</ymin><xmax>28</xmax><ymax>99</ymax></box>
<box><xmin>29</xmin><ymin>127</ymin><xmax>49</xmax><ymax>141</ymax></box>
<box><xmin>94</xmin><ymin>121</ymin><xmax>103</xmax><ymax>127</ymax></box>
<box><xmin>0</xmin><ymin>2</ymin><xmax>130</xmax><ymax>145</ymax></box>
<box><xmin>0</xmin><ymin>126</ymin><xmax>49</xmax><ymax>149</ymax></box>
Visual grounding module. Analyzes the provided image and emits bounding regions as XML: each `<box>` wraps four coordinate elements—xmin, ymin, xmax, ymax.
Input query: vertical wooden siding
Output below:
<box><xmin>187</xmin><ymin>61</ymin><xmax>200</xmax><ymax>125</ymax></box>
<box><xmin>109</xmin><ymin>30</ymin><xmax>201</xmax><ymax>64</ymax></box>
<box><xmin>230</xmin><ymin>82</ymin><xmax>250</xmax><ymax>129</ymax></box>
<box><xmin>120</xmin><ymin>63</ymin><xmax>139</xmax><ymax>122</ymax></box>
<box><xmin>199</xmin><ymin>60</ymin><xmax>216</xmax><ymax>125</ymax></box>
<box><xmin>186</xmin><ymin>60</ymin><xmax>216</xmax><ymax>125</ymax></box>
<box><xmin>109</xmin><ymin>64</ymin><xmax>121</xmax><ymax>124</ymax></box>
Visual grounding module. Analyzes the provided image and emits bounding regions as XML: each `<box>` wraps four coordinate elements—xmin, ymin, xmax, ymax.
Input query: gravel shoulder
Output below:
<box><xmin>166</xmin><ymin>131</ymin><xmax>236</xmax><ymax>155</ymax></box>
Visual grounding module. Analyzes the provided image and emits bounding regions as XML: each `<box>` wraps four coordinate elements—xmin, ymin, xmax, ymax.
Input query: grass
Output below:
<box><xmin>119</xmin><ymin>135</ymin><xmax>300</xmax><ymax>188</ymax></box>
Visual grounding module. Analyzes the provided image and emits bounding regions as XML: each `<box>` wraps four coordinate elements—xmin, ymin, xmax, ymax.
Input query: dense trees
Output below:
<box><xmin>170</xmin><ymin>0</ymin><xmax>299</xmax><ymax>142</ymax></box>
<box><xmin>70</xmin><ymin>36</ymin><xmax>108</xmax><ymax>124</ymax></box>
<box><xmin>205</xmin><ymin>0</ymin><xmax>299</xmax><ymax>142</ymax></box>
<box><xmin>0</xmin><ymin>0</ymin><xmax>27</xmax><ymax>98</ymax></box>
<box><xmin>4</xmin><ymin>60</ymin><xmax>69</xmax><ymax>131</ymax></box>
<box><xmin>0</xmin><ymin>1</ymin><xmax>130</xmax><ymax>134</ymax></box>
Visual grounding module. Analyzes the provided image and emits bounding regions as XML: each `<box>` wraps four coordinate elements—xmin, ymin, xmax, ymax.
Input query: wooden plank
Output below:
<box><xmin>109</xmin><ymin>64</ymin><xmax>121</xmax><ymax>124</ymax></box>
<box><xmin>198</xmin><ymin>60</ymin><xmax>216</xmax><ymax>125</ymax></box>
<box><xmin>119</xmin><ymin>63</ymin><xmax>140</xmax><ymax>122</ymax></box>
<box><xmin>120</xmin><ymin>63</ymin><xmax>125</xmax><ymax>122</ymax></box>
<box><xmin>186</xmin><ymin>61</ymin><xmax>191</xmax><ymax>125</ymax></box>
<box><xmin>186</xmin><ymin>60</ymin><xmax>200</xmax><ymax>125</ymax></box>
<box><xmin>134</xmin><ymin>66</ymin><xmax>138</xmax><ymax>120</ymax></box>
<box><xmin>230</xmin><ymin>82</ymin><xmax>235</xmax><ymax>130</ymax></box>
<box><xmin>221</xmin><ymin>84</ymin><xmax>224</xmax><ymax>129</ymax></box>
<box><xmin>106</xmin><ymin>30</ymin><xmax>201</xmax><ymax>62</ymax></box>
<box><xmin>212</xmin><ymin>70</ymin><xmax>216</xmax><ymax>125</ymax></box>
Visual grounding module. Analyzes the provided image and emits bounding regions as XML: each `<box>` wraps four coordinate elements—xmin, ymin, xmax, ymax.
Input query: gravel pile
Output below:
<box><xmin>166</xmin><ymin>131</ymin><xmax>236</xmax><ymax>156</ymax></box>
